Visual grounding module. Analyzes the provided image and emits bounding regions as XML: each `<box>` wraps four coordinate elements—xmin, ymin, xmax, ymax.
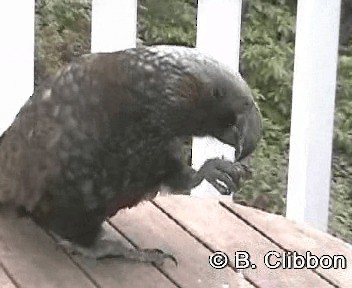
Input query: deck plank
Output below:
<box><xmin>154</xmin><ymin>195</ymin><xmax>331</xmax><ymax>288</ymax></box>
<box><xmin>221</xmin><ymin>201</ymin><xmax>352</xmax><ymax>287</ymax></box>
<box><xmin>0</xmin><ymin>211</ymin><xmax>97</xmax><ymax>288</ymax></box>
<box><xmin>1</xmin><ymin>195</ymin><xmax>347</xmax><ymax>288</ymax></box>
<box><xmin>70</xmin><ymin>222</ymin><xmax>177</xmax><ymax>288</ymax></box>
<box><xmin>0</xmin><ymin>265</ymin><xmax>16</xmax><ymax>288</ymax></box>
<box><xmin>110</xmin><ymin>201</ymin><xmax>253</xmax><ymax>288</ymax></box>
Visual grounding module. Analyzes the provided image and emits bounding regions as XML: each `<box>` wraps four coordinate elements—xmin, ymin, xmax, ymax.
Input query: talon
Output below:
<box><xmin>243</xmin><ymin>165</ymin><xmax>253</xmax><ymax>178</ymax></box>
<box><xmin>143</xmin><ymin>248</ymin><xmax>178</xmax><ymax>266</ymax></box>
<box><xmin>161</xmin><ymin>252</ymin><xmax>178</xmax><ymax>267</ymax></box>
<box><xmin>195</xmin><ymin>158</ymin><xmax>251</xmax><ymax>195</ymax></box>
<box><xmin>215</xmin><ymin>180</ymin><xmax>232</xmax><ymax>195</ymax></box>
<box><xmin>51</xmin><ymin>231</ymin><xmax>178</xmax><ymax>267</ymax></box>
<box><xmin>209</xmin><ymin>178</ymin><xmax>230</xmax><ymax>195</ymax></box>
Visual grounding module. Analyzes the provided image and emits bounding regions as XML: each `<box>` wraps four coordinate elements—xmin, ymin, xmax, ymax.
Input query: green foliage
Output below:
<box><xmin>233</xmin><ymin>118</ymin><xmax>288</xmax><ymax>214</ymax></box>
<box><xmin>236</xmin><ymin>0</ymin><xmax>295</xmax><ymax>213</ymax></box>
<box><xmin>35</xmin><ymin>0</ymin><xmax>352</xmax><ymax>242</ymax></box>
<box><xmin>330</xmin><ymin>156</ymin><xmax>352</xmax><ymax>241</ymax></box>
<box><xmin>240</xmin><ymin>0</ymin><xmax>352</xmax><ymax>243</ymax></box>
<box><xmin>242</xmin><ymin>0</ymin><xmax>295</xmax><ymax>126</ymax></box>
<box><xmin>335</xmin><ymin>55</ymin><xmax>352</xmax><ymax>156</ymax></box>
<box><xmin>35</xmin><ymin>0</ymin><xmax>91</xmax><ymax>82</ymax></box>
<box><xmin>330</xmin><ymin>51</ymin><xmax>352</xmax><ymax>241</ymax></box>
<box><xmin>138</xmin><ymin>0</ymin><xmax>196</xmax><ymax>46</ymax></box>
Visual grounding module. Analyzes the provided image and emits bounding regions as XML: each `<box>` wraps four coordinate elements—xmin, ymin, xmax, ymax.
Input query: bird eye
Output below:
<box><xmin>244</xmin><ymin>99</ymin><xmax>254</xmax><ymax>109</ymax></box>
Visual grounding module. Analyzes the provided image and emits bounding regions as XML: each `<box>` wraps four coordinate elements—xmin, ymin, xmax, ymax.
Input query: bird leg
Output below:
<box><xmin>52</xmin><ymin>225</ymin><xmax>177</xmax><ymax>266</ymax></box>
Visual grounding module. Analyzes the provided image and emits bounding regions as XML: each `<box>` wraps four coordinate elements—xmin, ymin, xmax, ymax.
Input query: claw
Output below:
<box><xmin>241</xmin><ymin>164</ymin><xmax>253</xmax><ymax>178</ymax></box>
<box><xmin>142</xmin><ymin>248</ymin><xmax>178</xmax><ymax>267</ymax></box>
<box><xmin>52</xmin><ymin>232</ymin><xmax>177</xmax><ymax>266</ymax></box>
<box><xmin>209</xmin><ymin>179</ymin><xmax>231</xmax><ymax>195</ymax></box>
<box><xmin>196</xmin><ymin>158</ymin><xmax>251</xmax><ymax>195</ymax></box>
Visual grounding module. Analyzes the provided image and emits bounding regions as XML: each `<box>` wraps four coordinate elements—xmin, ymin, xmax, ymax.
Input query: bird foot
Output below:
<box><xmin>53</xmin><ymin>233</ymin><xmax>177</xmax><ymax>266</ymax></box>
<box><xmin>195</xmin><ymin>158</ymin><xmax>251</xmax><ymax>195</ymax></box>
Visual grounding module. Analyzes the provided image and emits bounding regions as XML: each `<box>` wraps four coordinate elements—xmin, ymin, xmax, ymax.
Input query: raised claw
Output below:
<box><xmin>196</xmin><ymin>158</ymin><xmax>250</xmax><ymax>195</ymax></box>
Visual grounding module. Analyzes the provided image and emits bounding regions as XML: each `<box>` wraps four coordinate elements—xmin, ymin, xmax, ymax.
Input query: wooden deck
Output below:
<box><xmin>0</xmin><ymin>195</ymin><xmax>351</xmax><ymax>288</ymax></box>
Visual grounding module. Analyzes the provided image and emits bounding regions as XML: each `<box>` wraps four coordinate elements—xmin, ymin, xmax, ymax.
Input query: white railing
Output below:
<box><xmin>91</xmin><ymin>0</ymin><xmax>137</xmax><ymax>53</ymax></box>
<box><xmin>286</xmin><ymin>0</ymin><xmax>341</xmax><ymax>231</ymax></box>
<box><xmin>0</xmin><ymin>0</ymin><xmax>341</xmax><ymax>232</ymax></box>
<box><xmin>0</xmin><ymin>1</ymin><xmax>35</xmax><ymax>134</ymax></box>
<box><xmin>191</xmin><ymin>0</ymin><xmax>242</xmax><ymax>198</ymax></box>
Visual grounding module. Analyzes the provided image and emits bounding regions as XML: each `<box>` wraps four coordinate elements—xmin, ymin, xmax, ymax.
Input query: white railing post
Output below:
<box><xmin>286</xmin><ymin>0</ymin><xmax>341</xmax><ymax>231</ymax></box>
<box><xmin>0</xmin><ymin>0</ymin><xmax>35</xmax><ymax>135</ymax></box>
<box><xmin>91</xmin><ymin>0</ymin><xmax>137</xmax><ymax>53</ymax></box>
<box><xmin>191</xmin><ymin>0</ymin><xmax>243</xmax><ymax>197</ymax></box>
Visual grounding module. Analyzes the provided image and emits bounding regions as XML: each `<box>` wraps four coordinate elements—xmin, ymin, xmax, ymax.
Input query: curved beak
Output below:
<box><xmin>215</xmin><ymin>104</ymin><xmax>262</xmax><ymax>161</ymax></box>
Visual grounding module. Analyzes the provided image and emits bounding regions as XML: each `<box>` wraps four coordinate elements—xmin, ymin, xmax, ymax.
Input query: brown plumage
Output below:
<box><xmin>0</xmin><ymin>45</ymin><xmax>262</xmax><ymax>263</ymax></box>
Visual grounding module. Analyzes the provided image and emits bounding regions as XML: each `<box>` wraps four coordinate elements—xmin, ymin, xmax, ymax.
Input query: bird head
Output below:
<box><xmin>213</xmin><ymin>102</ymin><xmax>263</xmax><ymax>161</ymax></box>
<box><xmin>192</xmin><ymin>57</ymin><xmax>262</xmax><ymax>161</ymax></box>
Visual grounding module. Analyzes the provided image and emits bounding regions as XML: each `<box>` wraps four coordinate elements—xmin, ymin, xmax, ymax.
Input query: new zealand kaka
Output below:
<box><xmin>0</xmin><ymin>45</ymin><xmax>262</xmax><ymax>264</ymax></box>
